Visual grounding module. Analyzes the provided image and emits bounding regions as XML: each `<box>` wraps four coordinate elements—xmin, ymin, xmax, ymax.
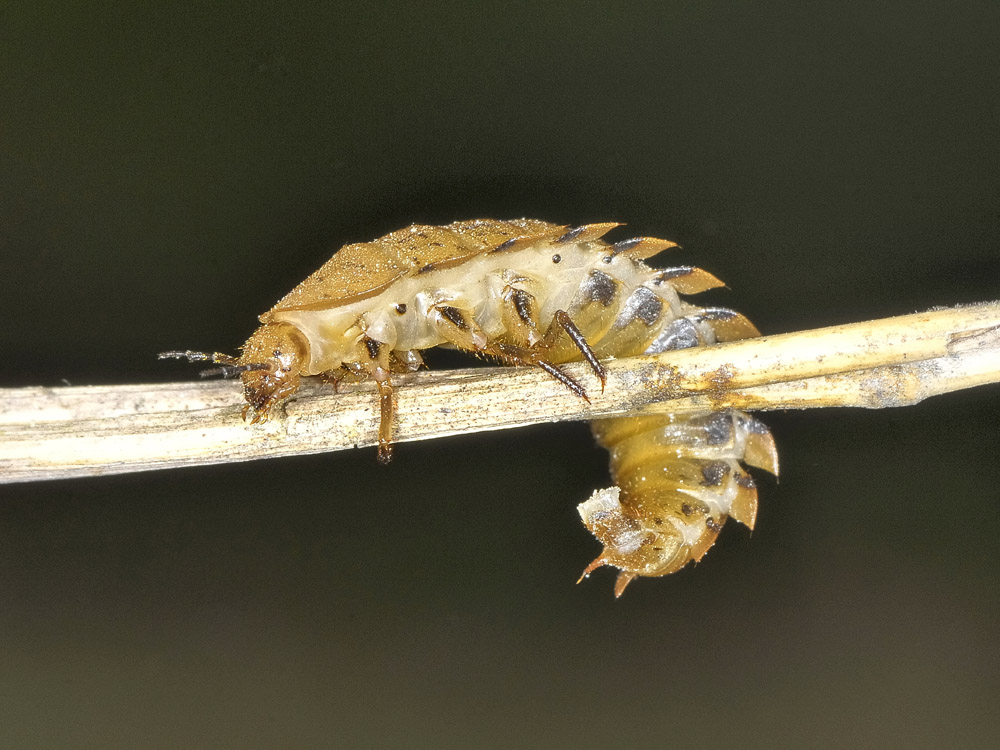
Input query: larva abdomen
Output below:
<box><xmin>161</xmin><ymin>218</ymin><xmax>777</xmax><ymax>595</ymax></box>
<box><xmin>581</xmin><ymin>411</ymin><xmax>778</xmax><ymax>596</ymax></box>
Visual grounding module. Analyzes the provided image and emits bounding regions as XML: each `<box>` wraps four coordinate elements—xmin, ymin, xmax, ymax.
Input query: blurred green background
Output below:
<box><xmin>2</xmin><ymin>2</ymin><xmax>998</xmax><ymax>747</ymax></box>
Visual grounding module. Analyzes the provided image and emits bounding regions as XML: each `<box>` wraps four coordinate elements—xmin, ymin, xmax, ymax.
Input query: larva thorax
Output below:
<box><xmin>162</xmin><ymin>219</ymin><xmax>777</xmax><ymax>595</ymax></box>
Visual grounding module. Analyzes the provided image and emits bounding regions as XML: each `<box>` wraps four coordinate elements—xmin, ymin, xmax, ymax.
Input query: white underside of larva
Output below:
<box><xmin>269</xmin><ymin>238</ymin><xmax>693</xmax><ymax>375</ymax></box>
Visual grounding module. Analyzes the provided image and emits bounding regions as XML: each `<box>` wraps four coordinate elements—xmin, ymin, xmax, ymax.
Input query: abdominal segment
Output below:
<box><xmin>579</xmin><ymin>412</ymin><xmax>778</xmax><ymax>597</ymax></box>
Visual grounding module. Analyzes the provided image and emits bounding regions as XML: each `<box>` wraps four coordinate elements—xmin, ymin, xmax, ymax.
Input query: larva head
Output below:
<box><xmin>238</xmin><ymin>323</ymin><xmax>309</xmax><ymax>422</ymax></box>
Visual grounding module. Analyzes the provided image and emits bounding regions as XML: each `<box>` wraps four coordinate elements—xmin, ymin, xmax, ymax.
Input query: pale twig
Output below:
<box><xmin>2</xmin><ymin>302</ymin><xmax>998</xmax><ymax>484</ymax></box>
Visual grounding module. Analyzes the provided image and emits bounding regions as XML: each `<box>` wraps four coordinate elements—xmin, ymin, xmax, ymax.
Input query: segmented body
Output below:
<box><xmin>162</xmin><ymin>219</ymin><xmax>777</xmax><ymax>595</ymax></box>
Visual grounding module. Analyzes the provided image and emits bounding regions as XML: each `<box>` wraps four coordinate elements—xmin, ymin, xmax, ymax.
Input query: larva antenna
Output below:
<box><xmin>157</xmin><ymin>350</ymin><xmax>269</xmax><ymax>379</ymax></box>
<box><xmin>158</xmin><ymin>349</ymin><xmax>239</xmax><ymax>365</ymax></box>
<box><xmin>198</xmin><ymin>363</ymin><xmax>270</xmax><ymax>379</ymax></box>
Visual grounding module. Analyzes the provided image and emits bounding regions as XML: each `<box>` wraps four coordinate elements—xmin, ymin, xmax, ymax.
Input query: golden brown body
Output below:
<box><xmin>162</xmin><ymin>219</ymin><xmax>776</xmax><ymax>595</ymax></box>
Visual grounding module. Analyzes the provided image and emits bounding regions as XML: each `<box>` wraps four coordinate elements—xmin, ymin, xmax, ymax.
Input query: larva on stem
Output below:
<box><xmin>161</xmin><ymin>219</ymin><xmax>777</xmax><ymax>595</ymax></box>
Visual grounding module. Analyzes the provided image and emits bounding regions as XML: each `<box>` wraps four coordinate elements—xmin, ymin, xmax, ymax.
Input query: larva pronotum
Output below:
<box><xmin>162</xmin><ymin>219</ymin><xmax>778</xmax><ymax>596</ymax></box>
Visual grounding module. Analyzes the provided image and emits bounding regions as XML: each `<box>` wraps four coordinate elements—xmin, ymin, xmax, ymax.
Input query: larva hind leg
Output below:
<box><xmin>429</xmin><ymin>297</ymin><xmax>596</xmax><ymax>401</ymax></box>
<box><xmin>495</xmin><ymin>283</ymin><xmax>606</xmax><ymax>391</ymax></box>
<box><xmin>482</xmin><ymin>339</ymin><xmax>590</xmax><ymax>401</ymax></box>
<box><xmin>540</xmin><ymin>310</ymin><xmax>606</xmax><ymax>390</ymax></box>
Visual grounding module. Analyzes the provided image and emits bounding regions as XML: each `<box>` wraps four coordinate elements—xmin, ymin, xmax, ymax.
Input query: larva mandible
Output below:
<box><xmin>162</xmin><ymin>219</ymin><xmax>778</xmax><ymax>596</ymax></box>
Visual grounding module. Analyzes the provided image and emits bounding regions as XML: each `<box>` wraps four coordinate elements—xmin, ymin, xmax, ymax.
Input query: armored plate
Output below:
<box><xmin>261</xmin><ymin>219</ymin><xmax>563</xmax><ymax>321</ymax></box>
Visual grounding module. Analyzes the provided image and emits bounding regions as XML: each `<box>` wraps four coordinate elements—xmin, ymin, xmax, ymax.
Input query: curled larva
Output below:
<box><xmin>161</xmin><ymin>219</ymin><xmax>777</xmax><ymax>595</ymax></box>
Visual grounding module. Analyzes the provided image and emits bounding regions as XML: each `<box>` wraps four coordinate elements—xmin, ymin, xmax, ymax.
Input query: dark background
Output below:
<box><xmin>2</xmin><ymin>2</ymin><xmax>998</xmax><ymax>747</ymax></box>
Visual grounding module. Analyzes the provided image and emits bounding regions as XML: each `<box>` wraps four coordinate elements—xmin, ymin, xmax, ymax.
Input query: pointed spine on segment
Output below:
<box><xmin>610</xmin><ymin>236</ymin><xmax>679</xmax><ymax>259</ymax></box>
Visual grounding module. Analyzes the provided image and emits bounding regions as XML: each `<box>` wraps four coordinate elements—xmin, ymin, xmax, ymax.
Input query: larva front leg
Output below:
<box><xmin>332</xmin><ymin>342</ymin><xmax>423</xmax><ymax>464</ymax></box>
<box><xmin>373</xmin><ymin>376</ymin><xmax>395</xmax><ymax>464</ymax></box>
<box><xmin>354</xmin><ymin>334</ymin><xmax>397</xmax><ymax>464</ymax></box>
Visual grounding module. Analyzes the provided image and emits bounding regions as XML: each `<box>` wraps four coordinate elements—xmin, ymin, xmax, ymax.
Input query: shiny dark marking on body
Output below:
<box><xmin>700</xmin><ymin>461</ymin><xmax>731</xmax><ymax>486</ymax></box>
<box><xmin>556</xmin><ymin>226</ymin><xmax>585</xmax><ymax>244</ymax></box>
<box><xmin>648</xmin><ymin>318</ymin><xmax>700</xmax><ymax>351</ymax></box>
<box><xmin>439</xmin><ymin>305</ymin><xmax>468</xmax><ymax>330</ymax></box>
<box><xmin>700</xmin><ymin>307</ymin><xmax>739</xmax><ymax>321</ymax></box>
<box><xmin>511</xmin><ymin>289</ymin><xmax>534</xmax><ymax>324</ymax></box>
<box><xmin>582</xmin><ymin>270</ymin><xmax>618</xmax><ymax>306</ymax></box>
<box><xmin>654</xmin><ymin>267</ymin><xmax>696</xmax><ymax>282</ymax></box>
<box><xmin>492</xmin><ymin>238</ymin><xmax>518</xmax><ymax>253</ymax></box>
<box><xmin>626</xmin><ymin>287</ymin><xmax>664</xmax><ymax>326</ymax></box>
<box><xmin>612</xmin><ymin>238</ymin><xmax>642</xmax><ymax>254</ymax></box>
<box><xmin>704</xmin><ymin>413</ymin><xmax>734</xmax><ymax>446</ymax></box>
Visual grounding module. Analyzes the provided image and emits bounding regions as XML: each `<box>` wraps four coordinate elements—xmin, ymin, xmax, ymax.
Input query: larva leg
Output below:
<box><xmin>320</xmin><ymin>366</ymin><xmax>364</xmax><ymax>394</ymax></box>
<box><xmin>354</xmin><ymin>335</ymin><xmax>398</xmax><ymax>464</ymax></box>
<box><xmin>483</xmin><ymin>340</ymin><xmax>589</xmax><ymax>401</ymax></box>
<box><xmin>495</xmin><ymin>281</ymin><xmax>606</xmax><ymax>390</ymax></box>
<box><xmin>390</xmin><ymin>349</ymin><xmax>425</xmax><ymax>373</ymax></box>
<box><xmin>366</xmin><ymin>350</ymin><xmax>424</xmax><ymax>461</ymax></box>
<box><xmin>323</xmin><ymin>349</ymin><xmax>423</xmax><ymax>393</ymax></box>
<box><xmin>542</xmin><ymin>310</ymin><xmax>606</xmax><ymax>389</ymax></box>
<box><xmin>373</xmin><ymin>374</ymin><xmax>395</xmax><ymax>465</ymax></box>
<box><xmin>427</xmin><ymin>301</ymin><xmax>587</xmax><ymax>396</ymax></box>
<box><xmin>324</xmin><ymin>330</ymin><xmax>396</xmax><ymax>461</ymax></box>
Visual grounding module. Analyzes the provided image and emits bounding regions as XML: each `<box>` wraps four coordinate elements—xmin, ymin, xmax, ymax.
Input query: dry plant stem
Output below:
<box><xmin>2</xmin><ymin>302</ymin><xmax>998</xmax><ymax>484</ymax></box>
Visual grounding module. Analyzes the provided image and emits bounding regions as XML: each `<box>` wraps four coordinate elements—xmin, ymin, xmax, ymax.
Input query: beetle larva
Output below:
<box><xmin>162</xmin><ymin>219</ymin><xmax>777</xmax><ymax>595</ymax></box>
